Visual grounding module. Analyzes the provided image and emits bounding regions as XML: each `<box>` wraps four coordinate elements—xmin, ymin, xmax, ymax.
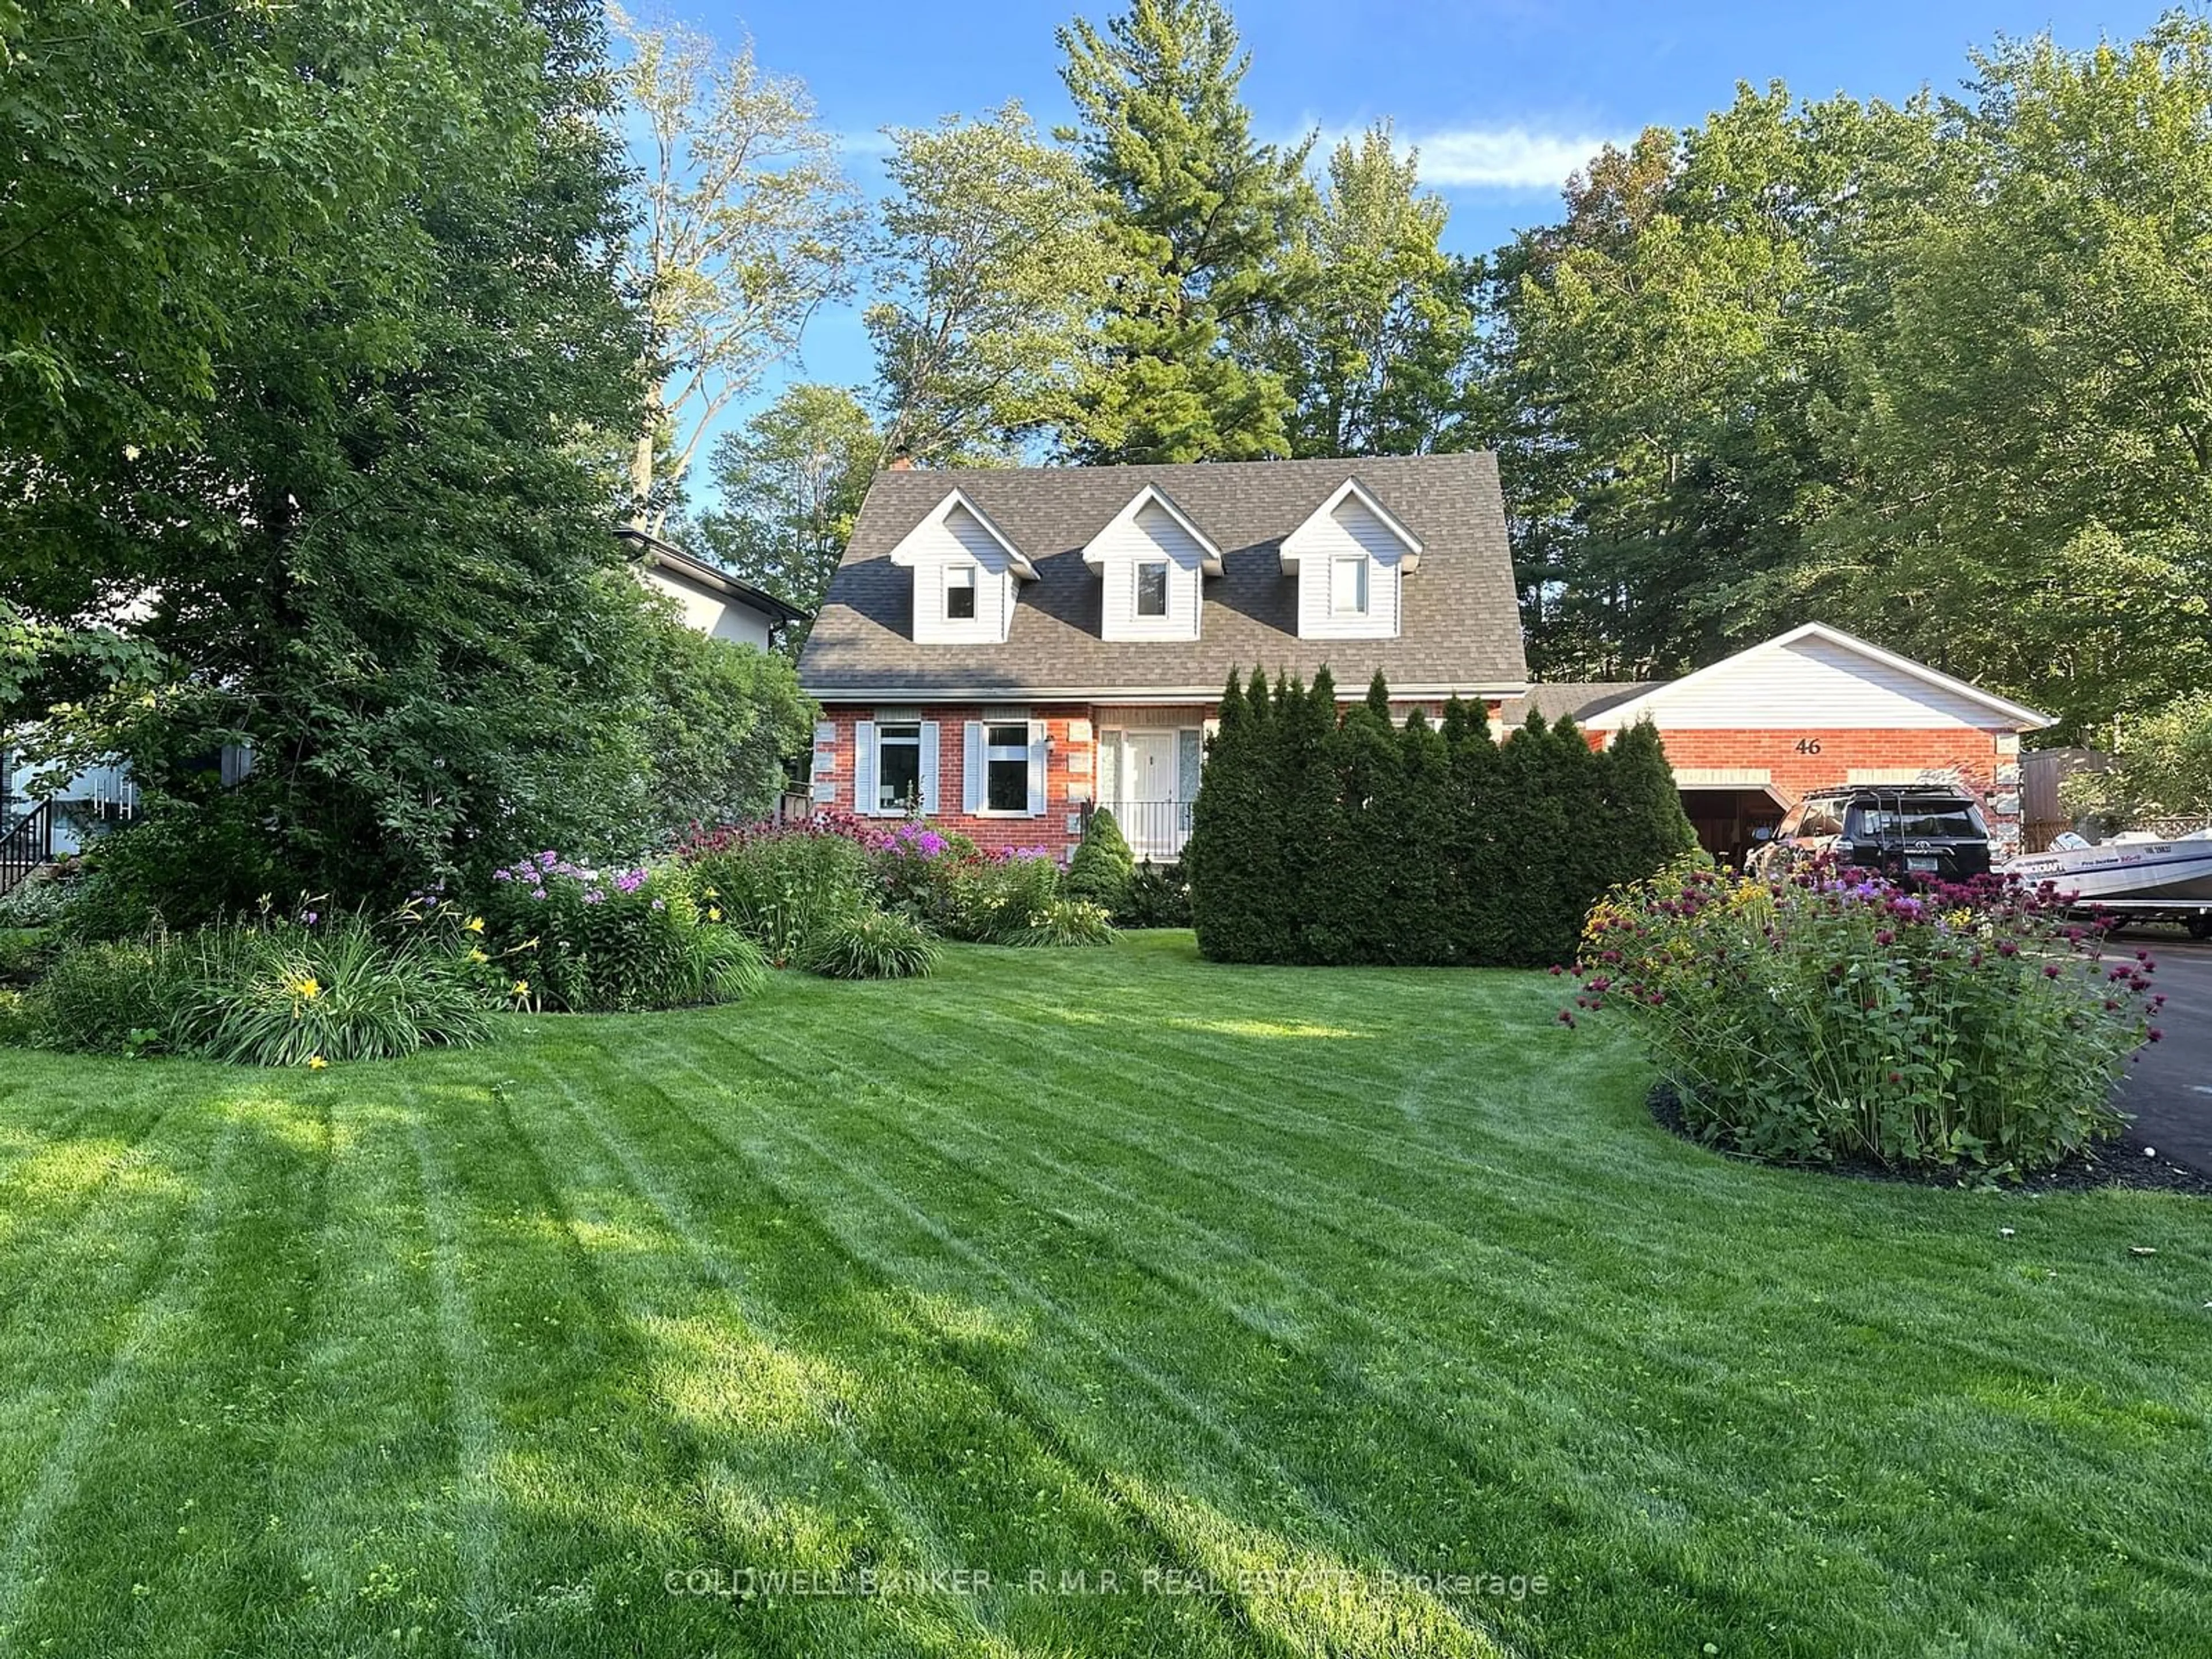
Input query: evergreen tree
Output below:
<box><xmin>1604</xmin><ymin>717</ymin><xmax>1699</xmax><ymax>886</ymax></box>
<box><xmin>1067</xmin><ymin>806</ymin><xmax>1137</xmax><ymax>914</ymax></box>
<box><xmin>1305</xmin><ymin>677</ymin><xmax>1399</xmax><ymax>963</ymax></box>
<box><xmin>1273</xmin><ymin>668</ymin><xmax>1337</xmax><ymax>960</ymax></box>
<box><xmin>1440</xmin><ymin>699</ymin><xmax>1508</xmax><ymax>962</ymax></box>
<box><xmin>1388</xmin><ymin>707</ymin><xmax>1458</xmax><ymax>963</ymax></box>
<box><xmin>1056</xmin><ymin>0</ymin><xmax>1310</xmax><ymax>461</ymax></box>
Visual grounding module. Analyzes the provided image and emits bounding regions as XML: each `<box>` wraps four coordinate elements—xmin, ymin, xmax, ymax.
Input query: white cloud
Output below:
<box><xmin>1404</xmin><ymin>125</ymin><xmax>1621</xmax><ymax>191</ymax></box>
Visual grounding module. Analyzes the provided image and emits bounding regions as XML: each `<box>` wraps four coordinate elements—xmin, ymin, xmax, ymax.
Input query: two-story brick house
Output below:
<box><xmin>796</xmin><ymin>453</ymin><xmax>1528</xmax><ymax>861</ymax></box>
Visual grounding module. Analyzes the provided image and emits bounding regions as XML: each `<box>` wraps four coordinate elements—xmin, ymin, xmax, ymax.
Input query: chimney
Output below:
<box><xmin>887</xmin><ymin>450</ymin><xmax>914</xmax><ymax>471</ymax></box>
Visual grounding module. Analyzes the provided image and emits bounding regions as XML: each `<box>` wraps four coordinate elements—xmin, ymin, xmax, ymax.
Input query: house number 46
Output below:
<box><xmin>1793</xmin><ymin>738</ymin><xmax>1823</xmax><ymax>755</ymax></box>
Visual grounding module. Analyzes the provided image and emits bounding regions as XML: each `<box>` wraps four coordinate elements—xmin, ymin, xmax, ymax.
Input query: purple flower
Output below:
<box><xmin>303</xmin><ymin>911</ymin><xmax>319</xmax><ymax>925</ymax></box>
<box><xmin>582</xmin><ymin>889</ymin><xmax>605</xmax><ymax>904</ymax></box>
<box><xmin>493</xmin><ymin>869</ymin><xmax>513</xmax><ymax>882</ymax></box>
<box><xmin>537</xmin><ymin>851</ymin><xmax>558</xmax><ymax>870</ymax></box>
<box><xmin>530</xmin><ymin>887</ymin><xmax>547</xmax><ymax>900</ymax></box>
<box><xmin>650</xmin><ymin>898</ymin><xmax>666</xmax><ymax>911</ymax></box>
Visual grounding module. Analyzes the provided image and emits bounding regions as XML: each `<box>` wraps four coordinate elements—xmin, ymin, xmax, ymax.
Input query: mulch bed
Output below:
<box><xmin>1649</xmin><ymin>1081</ymin><xmax>2212</xmax><ymax>1198</ymax></box>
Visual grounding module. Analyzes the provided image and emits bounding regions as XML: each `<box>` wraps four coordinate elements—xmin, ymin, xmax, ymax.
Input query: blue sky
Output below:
<box><xmin>661</xmin><ymin>0</ymin><xmax>2181</xmax><ymax>496</ymax></box>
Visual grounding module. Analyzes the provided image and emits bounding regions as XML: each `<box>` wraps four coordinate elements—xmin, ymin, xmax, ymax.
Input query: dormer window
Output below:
<box><xmin>945</xmin><ymin>563</ymin><xmax>976</xmax><ymax>620</ymax></box>
<box><xmin>1080</xmin><ymin>484</ymin><xmax>1224</xmax><ymax>642</ymax></box>
<box><xmin>1135</xmin><ymin>560</ymin><xmax>1169</xmax><ymax>618</ymax></box>
<box><xmin>1331</xmin><ymin>555</ymin><xmax>1369</xmax><ymax>617</ymax></box>
<box><xmin>885</xmin><ymin>489</ymin><xmax>1034</xmax><ymax>644</ymax></box>
<box><xmin>1279</xmin><ymin>477</ymin><xmax>1422</xmax><ymax>641</ymax></box>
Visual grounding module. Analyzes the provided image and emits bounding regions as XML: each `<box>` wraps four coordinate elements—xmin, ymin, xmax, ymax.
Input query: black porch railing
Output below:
<box><xmin>1090</xmin><ymin>798</ymin><xmax>1192</xmax><ymax>862</ymax></box>
<box><xmin>0</xmin><ymin>800</ymin><xmax>54</xmax><ymax>898</ymax></box>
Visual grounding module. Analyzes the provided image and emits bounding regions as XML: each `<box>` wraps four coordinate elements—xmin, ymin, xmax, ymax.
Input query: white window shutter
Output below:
<box><xmin>854</xmin><ymin>721</ymin><xmax>876</xmax><ymax>815</ymax></box>
<box><xmin>963</xmin><ymin>722</ymin><xmax>984</xmax><ymax>813</ymax></box>
<box><xmin>1026</xmin><ymin>720</ymin><xmax>1048</xmax><ymax>816</ymax></box>
<box><xmin>918</xmin><ymin>721</ymin><xmax>940</xmax><ymax>815</ymax></box>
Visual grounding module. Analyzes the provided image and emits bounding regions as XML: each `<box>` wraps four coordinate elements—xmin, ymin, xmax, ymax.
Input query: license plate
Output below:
<box><xmin>1907</xmin><ymin>855</ymin><xmax>1939</xmax><ymax>872</ymax></box>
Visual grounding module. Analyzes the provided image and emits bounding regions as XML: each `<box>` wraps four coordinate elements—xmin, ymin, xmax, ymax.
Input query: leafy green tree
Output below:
<box><xmin>10</xmin><ymin>0</ymin><xmax>661</xmax><ymax>914</ymax></box>
<box><xmin>1270</xmin><ymin>124</ymin><xmax>1482</xmax><ymax>459</ymax></box>
<box><xmin>695</xmin><ymin>383</ymin><xmax>880</xmax><ymax>640</ymax></box>
<box><xmin>868</xmin><ymin>103</ymin><xmax>1122</xmax><ymax>464</ymax></box>
<box><xmin>2062</xmin><ymin>695</ymin><xmax>2212</xmax><ymax>826</ymax></box>
<box><xmin>612</xmin><ymin>9</ymin><xmax>862</xmax><ymax>519</ymax></box>
<box><xmin>1484</xmin><ymin>90</ymin><xmax>1943</xmax><ymax>678</ymax></box>
<box><xmin>1055</xmin><ymin>0</ymin><xmax>1310</xmax><ymax>461</ymax></box>
<box><xmin>1816</xmin><ymin>18</ymin><xmax>2212</xmax><ymax>736</ymax></box>
<box><xmin>637</xmin><ymin>607</ymin><xmax>815</xmax><ymax>836</ymax></box>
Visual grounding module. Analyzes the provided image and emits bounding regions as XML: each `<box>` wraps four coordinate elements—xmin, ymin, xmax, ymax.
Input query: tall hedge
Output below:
<box><xmin>1190</xmin><ymin>676</ymin><xmax>1699</xmax><ymax>966</ymax></box>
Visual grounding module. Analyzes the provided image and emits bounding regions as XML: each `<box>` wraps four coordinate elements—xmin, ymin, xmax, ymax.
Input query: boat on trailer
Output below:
<box><xmin>2004</xmin><ymin>830</ymin><xmax>2212</xmax><ymax>935</ymax></box>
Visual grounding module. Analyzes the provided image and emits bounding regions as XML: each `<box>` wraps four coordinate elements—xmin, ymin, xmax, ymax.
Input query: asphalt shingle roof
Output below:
<box><xmin>1499</xmin><ymin>683</ymin><xmax>1666</xmax><ymax>726</ymax></box>
<box><xmin>797</xmin><ymin>452</ymin><xmax>1527</xmax><ymax>700</ymax></box>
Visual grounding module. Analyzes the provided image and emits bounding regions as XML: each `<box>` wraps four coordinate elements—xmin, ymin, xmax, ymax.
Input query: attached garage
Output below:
<box><xmin>1509</xmin><ymin>624</ymin><xmax>2054</xmax><ymax>866</ymax></box>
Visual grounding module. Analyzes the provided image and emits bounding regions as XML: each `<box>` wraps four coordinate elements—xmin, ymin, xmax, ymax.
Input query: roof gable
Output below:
<box><xmin>1279</xmin><ymin>478</ymin><xmax>1423</xmax><ymax>574</ymax></box>
<box><xmin>885</xmin><ymin>488</ymin><xmax>1036</xmax><ymax>579</ymax></box>
<box><xmin>1080</xmin><ymin>484</ymin><xmax>1225</xmax><ymax>576</ymax></box>
<box><xmin>1579</xmin><ymin>624</ymin><xmax>2053</xmax><ymax>733</ymax></box>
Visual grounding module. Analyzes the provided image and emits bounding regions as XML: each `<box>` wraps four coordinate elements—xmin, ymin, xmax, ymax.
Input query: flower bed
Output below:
<box><xmin>1570</xmin><ymin>862</ymin><xmax>2160</xmax><ymax>1175</ymax></box>
<box><xmin>482</xmin><ymin>852</ymin><xmax>764</xmax><ymax>1011</ymax></box>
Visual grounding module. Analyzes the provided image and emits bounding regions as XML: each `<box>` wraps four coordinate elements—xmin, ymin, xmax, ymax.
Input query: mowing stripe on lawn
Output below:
<box><xmin>622</xmin><ymin>1027</ymin><xmax>1514</xmax><ymax>1659</ymax></box>
<box><xmin>518</xmin><ymin>1037</ymin><xmax>1272</xmax><ymax>1658</ymax></box>
<box><xmin>245</xmin><ymin>1088</ymin><xmax>476</xmax><ymax>1658</ymax></box>
<box><xmin>0</xmin><ymin>1088</ymin><xmax>325</xmax><ymax>1653</ymax></box>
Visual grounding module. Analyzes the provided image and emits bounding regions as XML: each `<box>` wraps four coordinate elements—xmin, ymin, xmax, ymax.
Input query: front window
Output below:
<box><xmin>1135</xmin><ymin>560</ymin><xmax>1169</xmax><ymax>618</ymax></box>
<box><xmin>985</xmin><ymin>722</ymin><xmax>1029</xmax><ymax>813</ymax></box>
<box><xmin>877</xmin><ymin>722</ymin><xmax>921</xmax><ymax>812</ymax></box>
<box><xmin>944</xmin><ymin>564</ymin><xmax>976</xmax><ymax>620</ymax></box>
<box><xmin>1331</xmin><ymin>555</ymin><xmax>1369</xmax><ymax>616</ymax></box>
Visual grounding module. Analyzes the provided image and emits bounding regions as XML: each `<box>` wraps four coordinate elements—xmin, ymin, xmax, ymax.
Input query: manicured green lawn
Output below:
<box><xmin>2</xmin><ymin>932</ymin><xmax>2205</xmax><ymax>1657</ymax></box>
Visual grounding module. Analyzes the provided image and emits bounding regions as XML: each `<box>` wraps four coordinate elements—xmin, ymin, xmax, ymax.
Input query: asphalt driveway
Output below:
<box><xmin>2116</xmin><ymin>934</ymin><xmax>2212</xmax><ymax>1173</ymax></box>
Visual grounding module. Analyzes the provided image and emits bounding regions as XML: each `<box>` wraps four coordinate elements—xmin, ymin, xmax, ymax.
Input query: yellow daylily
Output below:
<box><xmin>707</xmin><ymin>907</ymin><xmax>723</xmax><ymax>923</ymax></box>
<box><xmin>288</xmin><ymin>976</ymin><xmax>321</xmax><ymax>1002</ymax></box>
<box><xmin>306</xmin><ymin>1055</ymin><xmax>328</xmax><ymax>1071</ymax></box>
<box><xmin>511</xmin><ymin>979</ymin><xmax>531</xmax><ymax>997</ymax></box>
<box><xmin>465</xmin><ymin>915</ymin><xmax>486</xmax><ymax>934</ymax></box>
<box><xmin>468</xmin><ymin>948</ymin><xmax>488</xmax><ymax>964</ymax></box>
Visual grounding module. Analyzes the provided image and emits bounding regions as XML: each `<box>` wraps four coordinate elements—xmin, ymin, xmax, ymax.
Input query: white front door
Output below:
<box><xmin>1120</xmin><ymin>730</ymin><xmax>1177</xmax><ymax>858</ymax></box>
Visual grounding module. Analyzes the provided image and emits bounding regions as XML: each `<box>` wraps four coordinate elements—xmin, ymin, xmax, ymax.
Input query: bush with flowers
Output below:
<box><xmin>481</xmin><ymin>852</ymin><xmax>764</xmax><ymax>1012</ymax></box>
<box><xmin>1569</xmin><ymin>859</ymin><xmax>2160</xmax><ymax>1175</ymax></box>
<box><xmin>676</xmin><ymin>817</ymin><xmax>881</xmax><ymax>967</ymax></box>
<box><xmin>15</xmin><ymin>896</ymin><xmax>497</xmax><ymax>1064</ymax></box>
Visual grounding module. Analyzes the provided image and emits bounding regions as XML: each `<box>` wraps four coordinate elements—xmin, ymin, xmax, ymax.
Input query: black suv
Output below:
<box><xmin>1751</xmin><ymin>786</ymin><xmax>1994</xmax><ymax>884</ymax></box>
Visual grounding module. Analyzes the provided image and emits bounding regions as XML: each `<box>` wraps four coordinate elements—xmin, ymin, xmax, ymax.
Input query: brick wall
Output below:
<box><xmin>813</xmin><ymin>703</ymin><xmax>1096</xmax><ymax>858</ymax></box>
<box><xmin>1642</xmin><ymin>726</ymin><xmax>2025</xmax><ymax>849</ymax></box>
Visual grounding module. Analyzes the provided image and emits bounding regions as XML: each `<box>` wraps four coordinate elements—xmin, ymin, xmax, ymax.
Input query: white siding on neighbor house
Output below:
<box><xmin>638</xmin><ymin>564</ymin><xmax>774</xmax><ymax>649</ymax></box>
<box><xmin>1586</xmin><ymin>637</ymin><xmax>2013</xmax><ymax>731</ymax></box>
<box><xmin>908</xmin><ymin>505</ymin><xmax>1018</xmax><ymax>645</ymax></box>
<box><xmin>1092</xmin><ymin>502</ymin><xmax>1206</xmax><ymax>641</ymax></box>
<box><xmin>1294</xmin><ymin>497</ymin><xmax>1404</xmax><ymax>641</ymax></box>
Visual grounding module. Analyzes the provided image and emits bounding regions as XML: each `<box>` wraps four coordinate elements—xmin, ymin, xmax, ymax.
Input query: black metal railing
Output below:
<box><xmin>1094</xmin><ymin>798</ymin><xmax>1193</xmax><ymax>861</ymax></box>
<box><xmin>0</xmin><ymin>801</ymin><xmax>54</xmax><ymax>897</ymax></box>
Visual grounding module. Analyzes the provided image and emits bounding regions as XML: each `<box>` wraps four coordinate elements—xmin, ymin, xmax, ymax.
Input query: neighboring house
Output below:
<box><xmin>618</xmin><ymin>525</ymin><xmax>810</xmax><ymax>650</ymax></box>
<box><xmin>0</xmin><ymin>529</ymin><xmax>808</xmax><ymax>879</ymax></box>
<box><xmin>797</xmin><ymin>453</ymin><xmax>1528</xmax><ymax>862</ymax></box>
<box><xmin>1503</xmin><ymin>623</ymin><xmax>2052</xmax><ymax>865</ymax></box>
<box><xmin>801</xmin><ymin>458</ymin><xmax>2051</xmax><ymax>869</ymax></box>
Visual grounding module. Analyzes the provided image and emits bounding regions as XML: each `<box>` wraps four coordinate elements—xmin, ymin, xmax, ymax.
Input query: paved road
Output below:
<box><xmin>2115</xmin><ymin>933</ymin><xmax>2212</xmax><ymax>1173</ymax></box>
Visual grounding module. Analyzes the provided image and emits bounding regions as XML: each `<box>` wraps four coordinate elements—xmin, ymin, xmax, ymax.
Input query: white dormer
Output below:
<box><xmin>886</xmin><ymin>490</ymin><xmax>1035</xmax><ymax>644</ymax></box>
<box><xmin>1080</xmin><ymin>485</ymin><xmax>1222</xmax><ymax>642</ymax></box>
<box><xmin>1279</xmin><ymin>478</ymin><xmax>1422</xmax><ymax>641</ymax></box>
